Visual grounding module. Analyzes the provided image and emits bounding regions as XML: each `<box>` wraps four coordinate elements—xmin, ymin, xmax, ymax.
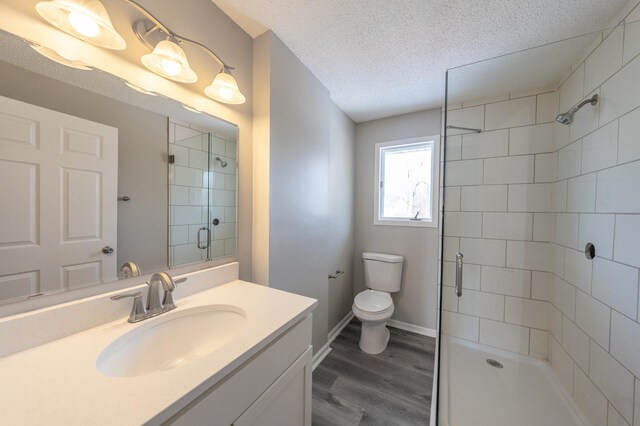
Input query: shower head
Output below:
<box><xmin>215</xmin><ymin>156</ymin><xmax>228</xmax><ymax>168</ymax></box>
<box><xmin>555</xmin><ymin>94</ymin><xmax>599</xmax><ymax>125</ymax></box>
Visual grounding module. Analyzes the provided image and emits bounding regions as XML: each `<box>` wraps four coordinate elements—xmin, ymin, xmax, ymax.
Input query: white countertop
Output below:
<box><xmin>0</xmin><ymin>280</ymin><xmax>317</xmax><ymax>425</ymax></box>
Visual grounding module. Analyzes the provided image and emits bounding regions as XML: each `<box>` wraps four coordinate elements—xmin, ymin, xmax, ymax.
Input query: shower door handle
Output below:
<box><xmin>455</xmin><ymin>252</ymin><xmax>463</xmax><ymax>297</ymax></box>
<box><xmin>197</xmin><ymin>227</ymin><xmax>210</xmax><ymax>249</ymax></box>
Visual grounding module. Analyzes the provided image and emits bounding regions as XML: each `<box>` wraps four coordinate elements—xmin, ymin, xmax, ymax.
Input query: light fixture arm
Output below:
<box><xmin>122</xmin><ymin>0</ymin><xmax>233</xmax><ymax>70</ymax></box>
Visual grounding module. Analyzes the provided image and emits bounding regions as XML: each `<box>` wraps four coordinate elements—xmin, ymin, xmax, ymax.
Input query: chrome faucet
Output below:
<box><xmin>146</xmin><ymin>272</ymin><xmax>177</xmax><ymax>317</ymax></box>
<box><xmin>111</xmin><ymin>273</ymin><xmax>185</xmax><ymax>323</ymax></box>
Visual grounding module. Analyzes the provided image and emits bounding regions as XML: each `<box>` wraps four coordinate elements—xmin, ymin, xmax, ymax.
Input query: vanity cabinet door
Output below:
<box><xmin>233</xmin><ymin>347</ymin><xmax>312</xmax><ymax>426</ymax></box>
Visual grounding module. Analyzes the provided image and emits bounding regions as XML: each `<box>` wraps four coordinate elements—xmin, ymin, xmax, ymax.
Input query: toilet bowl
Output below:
<box><xmin>352</xmin><ymin>289</ymin><xmax>395</xmax><ymax>354</ymax></box>
<box><xmin>353</xmin><ymin>252</ymin><xmax>404</xmax><ymax>354</ymax></box>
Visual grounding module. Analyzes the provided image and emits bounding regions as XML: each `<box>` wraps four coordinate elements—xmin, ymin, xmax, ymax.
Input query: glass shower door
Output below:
<box><xmin>168</xmin><ymin>122</ymin><xmax>211</xmax><ymax>267</ymax></box>
<box><xmin>437</xmin><ymin>24</ymin><xmax>621</xmax><ymax>426</ymax></box>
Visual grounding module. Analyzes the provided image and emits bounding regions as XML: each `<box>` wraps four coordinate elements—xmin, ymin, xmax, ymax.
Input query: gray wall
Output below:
<box><xmin>354</xmin><ymin>109</ymin><xmax>442</xmax><ymax>331</ymax></box>
<box><xmin>0</xmin><ymin>61</ymin><xmax>168</xmax><ymax>273</ymax></box>
<box><xmin>254</xmin><ymin>31</ymin><xmax>358</xmax><ymax>352</ymax></box>
<box><xmin>328</xmin><ymin>103</ymin><xmax>356</xmax><ymax>331</ymax></box>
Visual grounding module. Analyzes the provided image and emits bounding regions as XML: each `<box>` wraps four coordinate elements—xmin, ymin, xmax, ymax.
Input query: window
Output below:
<box><xmin>374</xmin><ymin>136</ymin><xmax>440</xmax><ymax>227</ymax></box>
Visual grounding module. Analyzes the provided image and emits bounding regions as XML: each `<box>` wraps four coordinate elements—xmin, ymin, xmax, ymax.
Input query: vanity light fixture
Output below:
<box><xmin>141</xmin><ymin>37</ymin><xmax>197</xmax><ymax>83</ymax></box>
<box><xmin>30</xmin><ymin>43</ymin><xmax>91</xmax><ymax>70</ymax></box>
<box><xmin>35</xmin><ymin>0</ymin><xmax>126</xmax><ymax>50</ymax></box>
<box><xmin>205</xmin><ymin>66</ymin><xmax>246</xmax><ymax>105</ymax></box>
<box><xmin>34</xmin><ymin>0</ymin><xmax>246</xmax><ymax>105</ymax></box>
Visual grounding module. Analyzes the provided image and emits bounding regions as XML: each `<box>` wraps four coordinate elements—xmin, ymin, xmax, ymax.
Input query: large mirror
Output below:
<box><xmin>0</xmin><ymin>30</ymin><xmax>238</xmax><ymax>306</ymax></box>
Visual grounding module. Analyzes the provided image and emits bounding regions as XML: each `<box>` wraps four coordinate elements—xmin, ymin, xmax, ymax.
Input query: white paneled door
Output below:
<box><xmin>0</xmin><ymin>96</ymin><xmax>117</xmax><ymax>302</ymax></box>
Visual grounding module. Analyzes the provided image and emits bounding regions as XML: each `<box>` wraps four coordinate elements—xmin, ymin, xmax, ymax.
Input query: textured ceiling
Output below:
<box><xmin>212</xmin><ymin>0</ymin><xmax>629</xmax><ymax>122</ymax></box>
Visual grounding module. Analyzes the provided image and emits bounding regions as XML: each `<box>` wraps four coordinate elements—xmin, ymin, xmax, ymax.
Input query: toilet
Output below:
<box><xmin>352</xmin><ymin>252</ymin><xmax>404</xmax><ymax>354</ymax></box>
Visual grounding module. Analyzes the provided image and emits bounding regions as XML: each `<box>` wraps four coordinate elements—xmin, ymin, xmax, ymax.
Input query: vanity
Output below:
<box><xmin>0</xmin><ymin>263</ymin><xmax>317</xmax><ymax>425</ymax></box>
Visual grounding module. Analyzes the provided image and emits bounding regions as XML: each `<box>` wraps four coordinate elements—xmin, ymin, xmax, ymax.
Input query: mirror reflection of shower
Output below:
<box><xmin>555</xmin><ymin>94</ymin><xmax>599</xmax><ymax>125</ymax></box>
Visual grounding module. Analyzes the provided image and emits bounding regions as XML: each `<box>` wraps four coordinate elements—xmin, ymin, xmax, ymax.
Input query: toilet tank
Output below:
<box><xmin>362</xmin><ymin>252</ymin><xmax>404</xmax><ymax>292</ymax></box>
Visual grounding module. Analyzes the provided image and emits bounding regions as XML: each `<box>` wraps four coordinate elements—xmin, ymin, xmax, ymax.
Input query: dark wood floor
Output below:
<box><xmin>312</xmin><ymin>319</ymin><xmax>436</xmax><ymax>426</ymax></box>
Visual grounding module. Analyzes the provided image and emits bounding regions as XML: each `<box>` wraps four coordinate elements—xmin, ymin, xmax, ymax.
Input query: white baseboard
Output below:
<box><xmin>328</xmin><ymin>312</ymin><xmax>355</xmax><ymax>342</ymax></box>
<box><xmin>312</xmin><ymin>311</ymin><xmax>355</xmax><ymax>370</ymax></box>
<box><xmin>388</xmin><ymin>319</ymin><xmax>437</xmax><ymax>338</ymax></box>
<box><xmin>312</xmin><ymin>346</ymin><xmax>332</xmax><ymax>371</ymax></box>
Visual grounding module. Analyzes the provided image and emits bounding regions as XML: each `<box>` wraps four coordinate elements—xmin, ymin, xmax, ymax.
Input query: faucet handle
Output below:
<box><xmin>111</xmin><ymin>291</ymin><xmax>147</xmax><ymax>323</ymax></box>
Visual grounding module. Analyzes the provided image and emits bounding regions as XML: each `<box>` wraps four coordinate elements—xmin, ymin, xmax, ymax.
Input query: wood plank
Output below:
<box><xmin>312</xmin><ymin>319</ymin><xmax>435</xmax><ymax>425</ymax></box>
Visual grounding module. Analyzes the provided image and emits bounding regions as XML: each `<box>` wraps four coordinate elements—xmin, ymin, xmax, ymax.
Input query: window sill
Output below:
<box><xmin>374</xmin><ymin>219</ymin><xmax>438</xmax><ymax>228</ymax></box>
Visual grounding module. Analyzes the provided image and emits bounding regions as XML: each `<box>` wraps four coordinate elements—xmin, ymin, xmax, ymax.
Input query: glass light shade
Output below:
<box><xmin>141</xmin><ymin>39</ymin><xmax>197</xmax><ymax>83</ymax></box>
<box><xmin>204</xmin><ymin>70</ymin><xmax>245</xmax><ymax>104</ymax></box>
<box><xmin>31</xmin><ymin>44</ymin><xmax>91</xmax><ymax>70</ymax></box>
<box><xmin>35</xmin><ymin>0</ymin><xmax>126</xmax><ymax>50</ymax></box>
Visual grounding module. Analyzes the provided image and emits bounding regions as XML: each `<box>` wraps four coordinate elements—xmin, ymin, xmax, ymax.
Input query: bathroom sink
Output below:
<box><xmin>96</xmin><ymin>304</ymin><xmax>247</xmax><ymax>377</ymax></box>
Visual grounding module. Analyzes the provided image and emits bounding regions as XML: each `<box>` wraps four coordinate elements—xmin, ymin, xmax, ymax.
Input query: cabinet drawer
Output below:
<box><xmin>164</xmin><ymin>315</ymin><xmax>312</xmax><ymax>426</ymax></box>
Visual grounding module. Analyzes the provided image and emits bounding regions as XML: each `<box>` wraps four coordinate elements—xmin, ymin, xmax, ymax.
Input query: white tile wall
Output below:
<box><xmin>483</xmin><ymin>156</ymin><xmax>534</xmax><ymax>184</ymax></box>
<box><xmin>578</xmin><ymin>213</ymin><xmax>615</xmax><ymax>259</ymax></box>
<box><xmin>545</xmin><ymin>19</ymin><xmax>640</xmax><ymax>426</ymax></box>
<box><xmin>584</xmin><ymin>26</ymin><xmax>624</xmax><ymax>95</ymax></box>
<box><xmin>532</xmin><ymin>271</ymin><xmax>552</xmax><ymax>301</ymax></box>
<box><xmin>624</xmin><ymin>20</ymin><xmax>640</xmax><ymax>66</ymax></box>
<box><xmin>567</xmin><ymin>174</ymin><xmax>597</xmax><ymax>213</ymax></box>
<box><xmin>581</xmin><ymin>120</ymin><xmax>618</xmax><ymax>174</ymax></box>
<box><xmin>529</xmin><ymin>329</ymin><xmax>549</xmax><ymax>359</ymax></box>
<box><xmin>557</xmin><ymin>141</ymin><xmax>582</xmax><ymax>181</ymax></box>
<box><xmin>481</xmin><ymin>266</ymin><xmax>531</xmax><ymax>297</ymax></box>
<box><xmin>563</xmin><ymin>248</ymin><xmax>592</xmax><ymax>293</ymax></box>
<box><xmin>609</xmin><ymin>404</ymin><xmax>630</xmax><ymax>426</ymax></box>
<box><xmin>446</xmin><ymin>159</ymin><xmax>484</xmax><ymax>186</ymax></box>
<box><xmin>536</xmin><ymin>92</ymin><xmax>559</xmax><ymax>124</ymax></box>
<box><xmin>485</xmin><ymin>96</ymin><xmax>536</xmax><ymax>130</ymax></box>
<box><xmin>482</xmin><ymin>213</ymin><xmax>532</xmax><ymax>240</ymax></box>
<box><xmin>458</xmin><ymin>289</ymin><xmax>504</xmax><ymax>321</ymax></box>
<box><xmin>574</xmin><ymin>364</ymin><xmax>608</xmax><ymax>426</ymax></box>
<box><xmin>505</xmin><ymin>296</ymin><xmax>548</xmax><ymax>329</ymax></box>
<box><xmin>555</xmin><ymin>213</ymin><xmax>579</xmax><ymax>248</ymax></box>
<box><xmin>575</xmin><ymin>289</ymin><xmax>611</xmax><ymax>350</ymax></box>
<box><xmin>597</xmin><ymin>162</ymin><xmax>640</xmax><ymax>213</ymax></box>
<box><xmin>550</xmin><ymin>336</ymin><xmax>575</xmax><ymax>393</ymax></box>
<box><xmin>509</xmin><ymin>123</ymin><xmax>555</xmax><ymax>155</ymax></box>
<box><xmin>507</xmin><ymin>183</ymin><xmax>552</xmax><ymax>212</ymax></box>
<box><xmin>460</xmin><ymin>238</ymin><xmax>506</xmax><ymax>267</ymax></box>
<box><xmin>461</xmin><ymin>130</ymin><xmax>508</xmax><ymax>159</ymax></box>
<box><xmin>590</xmin><ymin>341</ymin><xmax>635</xmax><ymax>422</ymax></box>
<box><xmin>592</xmin><ymin>257</ymin><xmax>639</xmax><ymax>319</ymax></box>
<box><xmin>610</xmin><ymin>311</ymin><xmax>640</xmax><ymax>377</ymax></box>
<box><xmin>562</xmin><ymin>315</ymin><xmax>590</xmax><ymax>371</ymax></box>
<box><xmin>460</xmin><ymin>185</ymin><xmax>508</xmax><ymax>211</ymax></box>
<box><xmin>599</xmin><ymin>55</ymin><xmax>640</xmax><ymax>126</ymax></box>
<box><xmin>618</xmin><ymin>107</ymin><xmax>640</xmax><ymax>164</ymax></box>
<box><xmin>479</xmin><ymin>318</ymin><xmax>530</xmax><ymax>354</ymax></box>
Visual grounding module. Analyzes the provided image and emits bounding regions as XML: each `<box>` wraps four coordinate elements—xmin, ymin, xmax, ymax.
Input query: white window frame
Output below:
<box><xmin>373</xmin><ymin>136</ymin><xmax>440</xmax><ymax>228</ymax></box>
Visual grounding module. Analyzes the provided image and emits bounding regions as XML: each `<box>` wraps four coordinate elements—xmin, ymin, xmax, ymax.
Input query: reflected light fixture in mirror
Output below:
<box><xmin>205</xmin><ymin>67</ymin><xmax>246</xmax><ymax>105</ymax></box>
<box><xmin>30</xmin><ymin>43</ymin><xmax>91</xmax><ymax>70</ymax></box>
<box><xmin>124</xmin><ymin>81</ymin><xmax>157</xmax><ymax>96</ymax></box>
<box><xmin>182</xmin><ymin>104</ymin><xmax>203</xmax><ymax>114</ymax></box>
<box><xmin>141</xmin><ymin>37</ymin><xmax>197</xmax><ymax>83</ymax></box>
<box><xmin>35</xmin><ymin>0</ymin><xmax>126</xmax><ymax>50</ymax></box>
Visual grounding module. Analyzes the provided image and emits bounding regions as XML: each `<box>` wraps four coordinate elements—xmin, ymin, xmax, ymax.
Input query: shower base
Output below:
<box><xmin>438</xmin><ymin>336</ymin><xmax>591</xmax><ymax>426</ymax></box>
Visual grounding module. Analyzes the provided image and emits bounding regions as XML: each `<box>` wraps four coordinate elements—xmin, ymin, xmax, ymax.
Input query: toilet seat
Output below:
<box><xmin>354</xmin><ymin>289</ymin><xmax>393</xmax><ymax>314</ymax></box>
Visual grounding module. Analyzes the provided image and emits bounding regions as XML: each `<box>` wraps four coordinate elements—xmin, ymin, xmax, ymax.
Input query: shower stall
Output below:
<box><xmin>437</xmin><ymin>12</ymin><xmax>640</xmax><ymax>426</ymax></box>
